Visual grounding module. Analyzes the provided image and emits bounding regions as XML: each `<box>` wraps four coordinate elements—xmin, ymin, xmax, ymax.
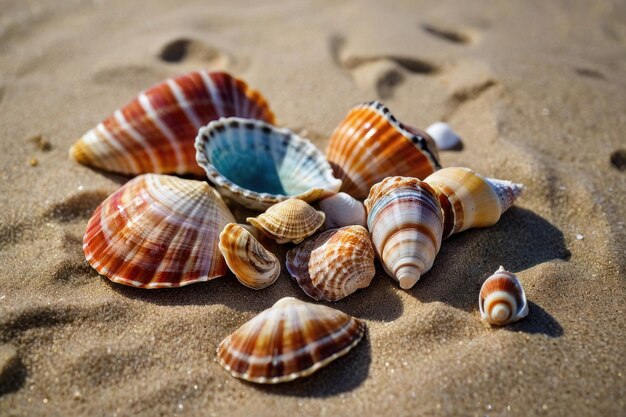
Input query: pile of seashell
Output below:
<box><xmin>73</xmin><ymin>70</ymin><xmax>529</xmax><ymax>384</ymax></box>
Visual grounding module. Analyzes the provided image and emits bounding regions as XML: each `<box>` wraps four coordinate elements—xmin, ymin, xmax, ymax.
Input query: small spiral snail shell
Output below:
<box><xmin>479</xmin><ymin>266</ymin><xmax>529</xmax><ymax>326</ymax></box>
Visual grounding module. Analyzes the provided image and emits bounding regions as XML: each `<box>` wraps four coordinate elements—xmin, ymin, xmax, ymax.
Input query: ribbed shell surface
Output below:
<box><xmin>326</xmin><ymin>101</ymin><xmax>441</xmax><ymax>199</ymax></box>
<box><xmin>479</xmin><ymin>267</ymin><xmax>528</xmax><ymax>325</ymax></box>
<box><xmin>83</xmin><ymin>174</ymin><xmax>235</xmax><ymax>288</ymax></box>
<box><xmin>195</xmin><ymin>117</ymin><xmax>342</xmax><ymax>210</ymax></box>
<box><xmin>70</xmin><ymin>71</ymin><xmax>275</xmax><ymax>175</ymax></box>
<box><xmin>217</xmin><ymin>297</ymin><xmax>365</xmax><ymax>383</ymax></box>
<box><xmin>247</xmin><ymin>198</ymin><xmax>325</xmax><ymax>244</ymax></box>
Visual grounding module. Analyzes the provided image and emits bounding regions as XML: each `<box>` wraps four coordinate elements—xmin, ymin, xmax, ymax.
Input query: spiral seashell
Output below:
<box><xmin>479</xmin><ymin>266</ymin><xmax>528</xmax><ymax>326</ymax></box>
<box><xmin>217</xmin><ymin>297</ymin><xmax>365</xmax><ymax>383</ymax></box>
<box><xmin>70</xmin><ymin>71</ymin><xmax>275</xmax><ymax>176</ymax></box>
<box><xmin>424</xmin><ymin>167</ymin><xmax>524</xmax><ymax>239</ymax></box>
<box><xmin>326</xmin><ymin>101</ymin><xmax>441</xmax><ymax>199</ymax></box>
<box><xmin>83</xmin><ymin>174</ymin><xmax>235</xmax><ymax>288</ymax></box>
<box><xmin>196</xmin><ymin>117</ymin><xmax>342</xmax><ymax>210</ymax></box>
<box><xmin>318</xmin><ymin>192</ymin><xmax>367</xmax><ymax>229</ymax></box>
<box><xmin>425</xmin><ymin>122</ymin><xmax>462</xmax><ymax>150</ymax></box>
<box><xmin>218</xmin><ymin>223</ymin><xmax>280</xmax><ymax>290</ymax></box>
<box><xmin>286</xmin><ymin>226</ymin><xmax>376</xmax><ymax>302</ymax></box>
<box><xmin>247</xmin><ymin>198</ymin><xmax>325</xmax><ymax>244</ymax></box>
<box><xmin>365</xmin><ymin>177</ymin><xmax>443</xmax><ymax>290</ymax></box>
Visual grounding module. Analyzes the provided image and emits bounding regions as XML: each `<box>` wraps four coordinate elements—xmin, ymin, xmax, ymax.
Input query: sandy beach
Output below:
<box><xmin>1</xmin><ymin>0</ymin><xmax>625</xmax><ymax>416</ymax></box>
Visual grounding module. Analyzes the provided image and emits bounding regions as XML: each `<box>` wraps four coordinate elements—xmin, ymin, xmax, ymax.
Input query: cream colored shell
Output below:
<box><xmin>247</xmin><ymin>198</ymin><xmax>325</xmax><ymax>244</ymax></box>
<box><xmin>479</xmin><ymin>266</ymin><xmax>529</xmax><ymax>326</ymax></box>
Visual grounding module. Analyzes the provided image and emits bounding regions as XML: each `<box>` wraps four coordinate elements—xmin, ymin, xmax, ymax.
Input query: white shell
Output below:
<box><xmin>479</xmin><ymin>266</ymin><xmax>529</xmax><ymax>326</ymax></box>
<box><xmin>425</xmin><ymin>122</ymin><xmax>461</xmax><ymax>150</ymax></box>
<box><xmin>318</xmin><ymin>192</ymin><xmax>367</xmax><ymax>229</ymax></box>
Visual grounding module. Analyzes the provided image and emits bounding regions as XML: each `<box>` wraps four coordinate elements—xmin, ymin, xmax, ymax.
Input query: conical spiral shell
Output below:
<box><xmin>247</xmin><ymin>199</ymin><xmax>325</xmax><ymax>244</ymax></box>
<box><xmin>217</xmin><ymin>297</ymin><xmax>365</xmax><ymax>383</ymax></box>
<box><xmin>424</xmin><ymin>167</ymin><xmax>524</xmax><ymax>238</ymax></box>
<box><xmin>218</xmin><ymin>223</ymin><xmax>280</xmax><ymax>290</ymax></box>
<box><xmin>83</xmin><ymin>174</ymin><xmax>235</xmax><ymax>288</ymax></box>
<box><xmin>318</xmin><ymin>192</ymin><xmax>367</xmax><ymax>229</ymax></box>
<box><xmin>326</xmin><ymin>101</ymin><xmax>441</xmax><ymax>199</ymax></box>
<box><xmin>365</xmin><ymin>177</ymin><xmax>443</xmax><ymax>290</ymax></box>
<box><xmin>286</xmin><ymin>226</ymin><xmax>376</xmax><ymax>302</ymax></box>
<box><xmin>70</xmin><ymin>71</ymin><xmax>275</xmax><ymax>175</ymax></box>
<box><xmin>479</xmin><ymin>266</ymin><xmax>528</xmax><ymax>326</ymax></box>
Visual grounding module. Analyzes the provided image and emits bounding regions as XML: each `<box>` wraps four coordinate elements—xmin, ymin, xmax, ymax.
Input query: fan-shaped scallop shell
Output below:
<box><xmin>247</xmin><ymin>198</ymin><xmax>325</xmax><ymax>244</ymax></box>
<box><xmin>286</xmin><ymin>226</ymin><xmax>375</xmax><ymax>302</ymax></box>
<box><xmin>70</xmin><ymin>71</ymin><xmax>275</xmax><ymax>175</ymax></box>
<box><xmin>318</xmin><ymin>192</ymin><xmax>367</xmax><ymax>229</ymax></box>
<box><xmin>365</xmin><ymin>176</ymin><xmax>443</xmax><ymax>290</ymax></box>
<box><xmin>424</xmin><ymin>167</ymin><xmax>524</xmax><ymax>238</ymax></box>
<box><xmin>218</xmin><ymin>223</ymin><xmax>280</xmax><ymax>290</ymax></box>
<box><xmin>326</xmin><ymin>101</ymin><xmax>441</xmax><ymax>199</ymax></box>
<box><xmin>196</xmin><ymin>117</ymin><xmax>342</xmax><ymax>210</ymax></box>
<box><xmin>83</xmin><ymin>174</ymin><xmax>235</xmax><ymax>288</ymax></box>
<box><xmin>479</xmin><ymin>266</ymin><xmax>528</xmax><ymax>326</ymax></box>
<box><xmin>217</xmin><ymin>297</ymin><xmax>365</xmax><ymax>383</ymax></box>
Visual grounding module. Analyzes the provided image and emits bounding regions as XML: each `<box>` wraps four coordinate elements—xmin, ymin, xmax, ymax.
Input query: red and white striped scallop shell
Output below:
<box><xmin>70</xmin><ymin>70</ymin><xmax>275</xmax><ymax>175</ymax></box>
<box><xmin>83</xmin><ymin>174</ymin><xmax>235</xmax><ymax>288</ymax></box>
<box><xmin>479</xmin><ymin>266</ymin><xmax>529</xmax><ymax>326</ymax></box>
<box><xmin>326</xmin><ymin>101</ymin><xmax>441</xmax><ymax>199</ymax></box>
<box><xmin>217</xmin><ymin>297</ymin><xmax>365</xmax><ymax>384</ymax></box>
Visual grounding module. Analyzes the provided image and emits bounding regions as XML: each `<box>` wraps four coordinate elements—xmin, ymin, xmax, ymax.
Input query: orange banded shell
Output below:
<box><xmin>479</xmin><ymin>266</ymin><xmax>528</xmax><ymax>326</ymax></box>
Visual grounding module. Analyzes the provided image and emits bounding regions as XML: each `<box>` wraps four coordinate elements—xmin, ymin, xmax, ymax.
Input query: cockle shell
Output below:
<box><xmin>425</xmin><ymin>122</ymin><xmax>462</xmax><ymax>150</ymax></box>
<box><xmin>365</xmin><ymin>177</ymin><xmax>443</xmax><ymax>290</ymax></box>
<box><xmin>318</xmin><ymin>192</ymin><xmax>367</xmax><ymax>229</ymax></box>
<box><xmin>83</xmin><ymin>174</ymin><xmax>235</xmax><ymax>288</ymax></box>
<box><xmin>196</xmin><ymin>117</ymin><xmax>342</xmax><ymax>210</ymax></box>
<box><xmin>247</xmin><ymin>198</ymin><xmax>325</xmax><ymax>244</ymax></box>
<box><xmin>217</xmin><ymin>297</ymin><xmax>365</xmax><ymax>383</ymax></box>
<box><xmin>326</xmin><ymin>101</ymin><xmax>441</xmax><ymax>199</ymax></box>
<box><xmin>286</xmin><ymin>226</ymin><xmax>376</xmax><ymax>302</ymax></box>
<box><xmin>424</xmin><ymin>167</ymin><xmax>524</xmax><ymax>239</ymax></box>
<box><xmin>218</xmin><ymin>223</ymin><xmax>280</xmax><ymax>290</ymax></box>
<box><xmin>70</xmin><ymin>71</ymin><xmax>275</xmax><ymax>175</ymax></box>
<box><xmin>479</xmin><ymin>266</ymin><xmax>529</xmax><ymax>326</ymax></box>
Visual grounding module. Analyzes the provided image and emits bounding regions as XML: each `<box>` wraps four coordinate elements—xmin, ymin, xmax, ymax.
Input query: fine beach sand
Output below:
<box><xmin>1</xmin><ymin>0</ymin><xmax>625</xmax><ymax>416</ymax></box>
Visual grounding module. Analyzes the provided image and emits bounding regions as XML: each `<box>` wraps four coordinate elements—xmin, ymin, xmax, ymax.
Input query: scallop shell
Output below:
<box><xmin>286</xmin><ymin>226</ymin><xmax>376</xmax><ymax>302</ymax></box>
<box><xmin>425</xmin><ymin>122</ymin><xmax>462</xmax><ymax>150</ymax></box>
<box><xmin>365</xmin><ymin>176</ymin><xmax>443</xmax><ymax>290</ymax></box>
<box><xmin>318</xmin><ymin>192</ymin><xmax>367</xmax><ymax>229</ymax></box>
<box><xmin>83</xmin><ymin>174</ymin><xmax>235</xmax><ymax>288</ymax></box>
<box><xmin>70</xmin><ymin>71</ymin><xmax>275</xmax><ymax>176</ymax></box>
<box><xmin>326</xmin><ymin>101</ymin><xmax>441</xmax><ymax>199</ymax></box>
<box><xmin>217</xmin><ymin>297</ymin><xmax>365</xmax><ymax>383</ymax></box>
<box><xmin>424</xmin><ymin>167</ymin><xmax>524</xmax><ymax>239</ymax></box>
<box><xmin>247</xmin><ymin>198</ymin><xmax>325</xmax><ymax>244</ymax></box>
<box><xmin>218</xmin><ymin>223</ymin><xmax>280</xmax><ymax>290</ymax></box>
<box><xmin>196</xmin><ymin>117</ymin><xmax>342</xmax><ymax>210</ymax></box>
<box><xmin>479</xmin><ymin>266</ymin><xmax>529</xmax><ymax>326</ymax></box>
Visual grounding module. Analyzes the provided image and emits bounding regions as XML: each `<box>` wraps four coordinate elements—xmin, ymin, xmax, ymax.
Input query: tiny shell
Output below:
<box><xmin>479</xmin><ymin>266</ymin><xmax>528</xmax><ymax>326</ymax></box>
<box><xmin>70</xmin><ymin>71</ymin><xmax>275</xmax><ymax>175</ymax></box>
<box><xmin>218</xmin><ymin>223</ymin><xmax>280</xmax><ymax>290</ymax></box>
<box><xmin>247</xmin><ymin>198</ymin><xmax>325</xmax><ymax>244</ymax></box>
<box><xmin>217</xmin><ymin>297</ymin><xmax>365</xmax><ymax>383</ymax></box>
<box><xmin>83</xmin><ymin>174</ymin><xmax>235</xmax><ymax>288</ymax></box>
<box><xmin>286</xmin><ymin>225</ymin><xmax>376</xmax><ymax>302</ymax></box>
<box><xmin>318</xmin><ymin>192</ymin><xmax>367</xmax><ymax>229</ymax></box>
<box><xmin>425</xmin><ymin>122</ymin><xmax>461</xmax><ymax>150</ymax></box>
<box><xmin>326</xmin><ymin>101</ymin><xmax>441</xmax><ymax>199</ymax></box>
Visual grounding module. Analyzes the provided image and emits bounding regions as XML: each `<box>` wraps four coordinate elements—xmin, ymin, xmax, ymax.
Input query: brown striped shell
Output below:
<box><xmin>83</xmin><ymin>174</ymin><xmax>235</xmax><ymax>288</ymax></box>
<box><xmin>364</xmin><ymin>177</ymin><xmax>443</xmax><ymax>290</ymax></box>
<box><xmin>70</xmin><ymin>71</ymin><xmax>275</xmax><ymax>175</ymax></box>
<box><xmin>479</xmin><ymin>266</ymin><xmax>529</xmax><ymax>326</ymax></box>
<box><xmin>286</xmin><ymin>226</ymin><xmax>376</xmax><ymax>302</ymax></box>
<box><xmin>247</xmin><ymin>198</ymin><xmax>325</xmax><ymax>244</ymax></box>
<box><xmin>424</xmin><ymin>167</ymin><xmax>524</xmax><ymax>238</ymax></box>
<box><xmin>216</xmin><ymin>297</ymin><xmax>365</xmax><ymax>383</ymax></box>
<box><xmin>326</xmin><ymin>101</ymin><xmax>440</xmax><ymax>199</ymax></box>
<box><xmin>218</xmin><ymin>223</ymin><xmax>280</xmax><ymax>290</ymax></box>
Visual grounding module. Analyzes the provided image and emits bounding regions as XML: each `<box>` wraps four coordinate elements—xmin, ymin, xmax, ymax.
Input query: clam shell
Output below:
<box><xmin>479</xmin><ymin>266</ymin><xmax>528</xmax><ymax>326</ymax></box>
<box><xmin>318</xmin><ymin>192</ymin><xmax>367</xmax><ymax>229</ymax></box>
<box><xmin>196</xmin><ymin>117</ymin><xmax>342</xmax><ymax>210</ymax></box>
<box><xmin>217</xmin><ymin>297</ymin><xmax>365</xmax><ymax>383</ymax></box>
<box><xmin>83</xmin><ymin>174</ymin><xmax>235</xmax><ymax>288</ymax></box>
<box><xmin>365</xmin><ymin>177</ymin><xmax>443</xmax><ymax>290</ymax></box>
<box><xmin>70</xmin><ymin>71</ymin><xmax>275</xmax><ymax>175</ymax></box>
<box><xmin>247</xmin><ymin>198</ymin><xmax>325</xmax><ymax>244</ymax></box>
<box><xmin>286</xmin><ymin>226</ymin><xmax>376</xmax><ymax>302</ymax></box>
<box><xmin>218</xmin><ymin>223</ymin><xmax>280</xmax><ymax>290</ymax></box>
<box><xmin>326</xmin><ymin>101</ymin><xmax>441</xmax><ymax>199</ymax></box>
<box><xmin>424</xmin><ymin>167</ymin><xmax>524</xmax><ymax>238</ymax></box>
